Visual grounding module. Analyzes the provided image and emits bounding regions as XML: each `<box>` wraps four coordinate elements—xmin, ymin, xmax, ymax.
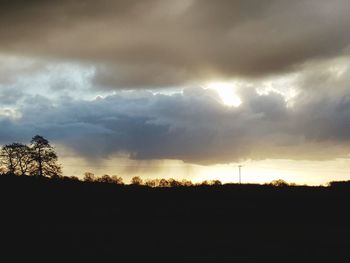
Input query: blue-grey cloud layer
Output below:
<box><xmin>1</xmin><ymin>65</ymin><xmax>350</xmax><ymax>164</ymax></box>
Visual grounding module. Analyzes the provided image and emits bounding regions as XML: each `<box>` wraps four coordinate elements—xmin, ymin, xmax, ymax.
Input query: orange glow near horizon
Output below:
<box><xmin>59</xmin><ymin>153</ymin><xmax>350</xmax><ymax>186</ymax></box>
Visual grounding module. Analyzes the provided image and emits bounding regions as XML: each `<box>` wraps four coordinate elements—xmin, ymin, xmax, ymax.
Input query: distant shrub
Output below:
<box><xmin>212</xmin><ymin>180</ymin><xmax>222</xmax><ymax>186</ymax></box>
<box><xmin>145</xmin><ymin>179</ymin><xmax>158</xmax><ymax>187</ymax></box>
<box><xmin>180</xmin><ymin>179</ymin><xmax>193</xmax><ymax>187</ymax></box>
<box><xmin>200</xmin><ymin>180</ymin><xmax>222</xmax><ymax>186</ymax></box>
<box><xmin>63</xmin><ymin>176</ymin><xmax>80</xmax><ymax>181</ymax></box>
<box><xmin>84</xmin><ymin>172</ymin><xmax>96</xmax><ymax>182</ymax></box>
<box><xmin>269</xmin><ymin>179</ymin><xmax>289</xmax><ymax>187</ymax></box>
<box><xmin>144</xmin><ymin>178</ymin><xmax>194</xmax><ymax>187</ymax></box>
<box><xmin>131</xmin><ymin>176</ymin><xmax>143</xmax><ymax>185</ymax></box>
<box><xmin>97</xmin><ymin>174</ymin><xmax>114</xmax><ymax>183</ymax></box>
<box><xmin>328</xmin><ymin>181</ymin><xmax>350</xmax><ymax>187</ymax></box>
<box><xmin>111</xmin><ymin>175</ymin><xmax>124</xmax><ymax>185</ymax></box>
<box><xmin>158</xmin><ymin>178</ymin><xmax>168</xmax><ymax>187</ymax></box>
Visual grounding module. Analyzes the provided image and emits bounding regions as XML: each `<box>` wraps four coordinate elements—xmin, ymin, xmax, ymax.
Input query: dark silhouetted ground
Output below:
<box><xmin>1</xmin><ymin>175</ymin><xmax>350</xmax><ymax>262</ymax></box>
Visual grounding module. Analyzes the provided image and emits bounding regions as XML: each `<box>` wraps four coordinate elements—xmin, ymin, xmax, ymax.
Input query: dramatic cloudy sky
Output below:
<box><xmin>2</xmin><ymin>0</ymin><xmax>350</xmax><ymax>184</ymax></box>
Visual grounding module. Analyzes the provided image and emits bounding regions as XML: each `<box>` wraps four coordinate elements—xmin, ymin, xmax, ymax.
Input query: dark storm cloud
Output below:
<box><xmin>1</xmin><ymin>0</ymin><xmax>350</xmax><ymax>87</ymax></box>
<box><xmin>2</xmin><ymin>71</ymin><xmax>350</xmax><ymax>164</ymax></box>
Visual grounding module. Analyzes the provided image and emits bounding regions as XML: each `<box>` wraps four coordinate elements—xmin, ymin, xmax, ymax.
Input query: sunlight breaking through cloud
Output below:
<box><xmin>206</xmin><ymin>81</ymin><xmax>242</xmax><ymax>107</ymax></box>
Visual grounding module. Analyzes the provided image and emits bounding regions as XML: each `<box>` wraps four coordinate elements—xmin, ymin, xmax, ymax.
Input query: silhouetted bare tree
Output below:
<box><xmin>13</xmin><ymin>143</ymin><xmax>32</xmax><ymax>176</ymax></box>
<box><xmin>84</xmin><ymin>172</ymin><xmax>95</xmax><ymax>182</ymax></box>
<box><xmin>200</xmin><ymin>180</ymin><xmax>210</xmax><ymax>186</ymax></box>
<box><xmin>0</xmin><ymin>143</ymin><xmax>33</xmax><ymax>176</ymax></box>
<box><xmin>159</xmin><ymin>178</ymin><xmax>169</xmax><ymax>187</ymax></box>
<box><xmin>0</xmin><ymin>144</ymin><xmax>18</xmax><ymax>175</ymax></box>
<box><xmin>168</xmin><ymin>178</ymin><xmax>182</xmax><ymax>187</ymax></box>
<box><xmin>30</xmin><ymin>135</ymin><xmax>62</xmax><ymax>177</ymax></box>
<box><xmin>270</xmin><ymin>179</ymin><xmax>289</xmax><ymax>187</ymax></box>
<box><xmin>131</xmin><ymin>176</ymin><xmax>143</xmax><ymax>185</ymax></box>
<box><xmin>199</xmin><ymin>180</ymin><xmax>222</xmax><ymax>186</ymax></box>
<box><xmin>98</xmin><ymin>174</ymin><xmax>114</xmax><ymax>183</ymax></box>
<box><xmin>212</xmin><ymin>180</ymin><xmax>222</xmax><ymax>186</ymax></box>
<box><xmin>181</xmin><ymin>179</ymin><xmax>193</xmax><ymax>187</ymax></box>
<box><xmin>111</xmin><ymin>175</ymin><xmax>124</xmax><ymax>185</ymax></box>
<box><xmin>97</xmin><ymin>174</ymin><xmax>124</xmax><ymax>184</ymax></box>
<box><xmin>145</xmin><ymin>179</ymin><xmax>160</xmax><ymax>187</ymax></box>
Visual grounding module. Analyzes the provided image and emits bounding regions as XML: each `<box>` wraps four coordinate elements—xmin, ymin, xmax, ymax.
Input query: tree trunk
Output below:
<box><xmin>38</xmin><ymin>148</ymin><xmax>43</xmax><ymax>177</ymax></box>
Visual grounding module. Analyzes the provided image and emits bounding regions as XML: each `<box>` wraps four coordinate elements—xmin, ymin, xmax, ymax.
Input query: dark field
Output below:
<box><xmin>1</xmin><ymin>175</ymin><xmax>350</xmax><ymax>262</ymax></box>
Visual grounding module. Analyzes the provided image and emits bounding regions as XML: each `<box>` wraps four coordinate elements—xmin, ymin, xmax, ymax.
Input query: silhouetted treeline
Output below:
<box><xmin>83</xmin><ymin>173</ymin><xmax>223</xmax><ymax>187</ymax></box>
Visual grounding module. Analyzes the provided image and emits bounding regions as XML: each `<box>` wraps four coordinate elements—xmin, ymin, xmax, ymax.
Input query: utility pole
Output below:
<box><xmin>238</xmin><ymin>165</ymin><xmax>242</xmax><ymax>184</ymax></box>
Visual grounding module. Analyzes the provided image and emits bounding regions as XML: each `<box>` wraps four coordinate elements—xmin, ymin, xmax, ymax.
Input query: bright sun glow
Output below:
<box><xmin>207</xmin><ymin>82</ymin><xmax>242</xmax><ymax>107</ymax></box>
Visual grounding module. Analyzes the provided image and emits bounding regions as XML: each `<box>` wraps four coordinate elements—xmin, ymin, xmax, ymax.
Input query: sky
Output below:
<box><xmin>1</xmin><ymin>0</ymin><xmax>350</xmax><ymax>185</ymax></box>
